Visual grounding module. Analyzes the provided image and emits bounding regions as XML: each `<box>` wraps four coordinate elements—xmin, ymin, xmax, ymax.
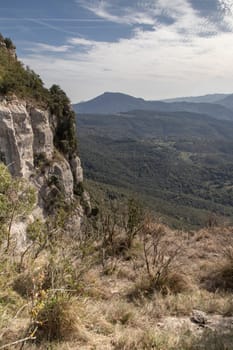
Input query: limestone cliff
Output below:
<box><xmin>0</xmin><ymin>96</ymin><xmax>85</xmax><ymax>216</ymax></box>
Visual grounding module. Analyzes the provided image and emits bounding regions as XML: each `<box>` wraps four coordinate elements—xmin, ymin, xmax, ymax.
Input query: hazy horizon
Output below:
<box><xmin>75</xmin><ymin>90</ymin><xmax>232</xmax><ymax>104</ymax></box>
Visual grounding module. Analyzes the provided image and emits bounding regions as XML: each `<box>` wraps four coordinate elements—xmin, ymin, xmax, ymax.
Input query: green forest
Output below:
<box><xmin>77</xmin><ymin>111</ymin><xmax>233</xmax><ymax>229</ymax></box>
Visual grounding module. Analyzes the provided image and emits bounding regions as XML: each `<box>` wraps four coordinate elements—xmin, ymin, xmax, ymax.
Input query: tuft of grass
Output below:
<box><xmin>34</xmin><ymin>293</ymin><xmax>88</xmax><ymax>343</ymax></box>
<box><xmin>106</xmin><ymin>301</ymin><xmax>136</xmax><ymax>326</ymax></box>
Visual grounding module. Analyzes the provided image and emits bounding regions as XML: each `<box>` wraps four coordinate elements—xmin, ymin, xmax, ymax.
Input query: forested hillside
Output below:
<box><xmin>77</xmin><ymin>110</ymin><xmax>233</xmax><ymax>229</ymax></box>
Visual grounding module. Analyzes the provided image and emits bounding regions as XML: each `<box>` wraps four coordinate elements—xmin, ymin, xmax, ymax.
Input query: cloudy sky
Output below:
<box><xmin>1</xmin><ymin>0</ymin><xmax>233</xmax><ymax>102</ymax></box>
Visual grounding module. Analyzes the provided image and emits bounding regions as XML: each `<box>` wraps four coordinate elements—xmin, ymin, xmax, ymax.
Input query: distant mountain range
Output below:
<box><xmin>73</xmin><ymin>92</ymin><xmax>233</xmax><ymax>121</ymax></box>
<box><xmin>217</xmin><ymin>94</ymin><xmax>233</xmax><ymax>110</ymax></box>
<box><xmin>163</xmin><ymin>93</ymin><xmax>230</xmax><ymax>103</ymax></box>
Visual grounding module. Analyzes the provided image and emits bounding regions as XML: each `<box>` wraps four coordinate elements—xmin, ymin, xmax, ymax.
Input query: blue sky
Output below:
<box><xmin>1</xmin><ymin>0</ymin><xmax>233</xmax><ymax>102</ymax></box>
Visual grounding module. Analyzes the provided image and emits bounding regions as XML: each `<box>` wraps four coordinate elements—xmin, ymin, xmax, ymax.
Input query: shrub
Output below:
<box><xmin>141</xmin><ymin>220</ymin><xmax>185</xmax><ymax>294</ymax></box>
<box><xmin>202</xmin><ymin>235</ymin><xmax>233</xmax><ymax>292</ymax></box>
<box><xmin>49</xmin><ymin>85</ymin><xmax>78</xmax><ymax>158</ymax></box>
<box><xmin>12</xmin><ymin>273</ymin><xmax>34</xmax><ymax>298</ymax></box>
<box><xmin>203</xmin><ymin>260</ymin><xmax>233</xmax><ymax>292</ymax></box>
<box><xmin>34</xmin><ymin>152</ymin><xmax>51</xmax><ymax>170</ymax></box>
<box><xmin>32</xmin><ymin>292</ymin><xmax>84</xmax><ymax>342</ymax></box>
<box><xmin>4</xmin><ymin>37</ymin><xmax>15</xmax><ymax>50</ymax></box>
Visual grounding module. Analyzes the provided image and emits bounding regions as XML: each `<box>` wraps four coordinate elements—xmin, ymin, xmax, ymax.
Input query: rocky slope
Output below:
<box><xmin>0</xmin><ymin>33</ymin><xmax>89</xmax><ymax>226</ymax></box>
<box><xmin>0</xmin><ymin>95</ymin><xmax>85</xmax><ymax>215</ymax></box>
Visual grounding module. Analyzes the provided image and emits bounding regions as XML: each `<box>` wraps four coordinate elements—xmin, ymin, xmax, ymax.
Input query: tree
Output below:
<box><xmin>4</xmin><ymin>37</ymin><xmax>16</xmax><ymax>50</ymax></box>
<box><xmin>49</xmin><ymin>85</ymin><xmax>78</xmax><ymax>158</ymax></box>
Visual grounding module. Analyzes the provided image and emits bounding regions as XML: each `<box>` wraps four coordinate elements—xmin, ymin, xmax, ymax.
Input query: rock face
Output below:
<box><xmin>0</xmin><ymin>97</ymin><xmax>84</xmax><ymax>215</ymax></box>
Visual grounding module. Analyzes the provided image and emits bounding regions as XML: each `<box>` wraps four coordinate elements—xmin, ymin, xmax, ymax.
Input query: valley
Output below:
<box><xmin>76</xmin><ymin>100</ymin><xmax>233</xmax><ymax>229</ymax></box>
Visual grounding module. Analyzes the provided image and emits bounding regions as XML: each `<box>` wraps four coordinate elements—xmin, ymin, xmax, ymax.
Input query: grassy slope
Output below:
<box><xmin>2</xmin><ymin>222</ymin><xmax>233</xmax><ymax>350</ymax></box>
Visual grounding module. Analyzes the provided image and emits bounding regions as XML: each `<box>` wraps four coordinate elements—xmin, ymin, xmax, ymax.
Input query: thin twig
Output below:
<box><xmin>13</xmin><ymin>303</ymin><xmax>29</xmax><ymax>319</ymax></box>
<box><xmin>0</xmin><ymin>336</ymin><xmax>36</xmax><ymax>349</ymax></box>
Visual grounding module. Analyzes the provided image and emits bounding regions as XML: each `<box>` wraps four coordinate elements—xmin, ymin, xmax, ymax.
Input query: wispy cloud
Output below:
<box><xmin>76</xmin><ymin>0</ymin><xmax>217</xmax><ymax>34</ymax></box>
<box><xmin>27</xmin><ymin>18</ymin><xmax>80</xmax><ymax>36</ymax></box>
<box><xmin>26</xmin><ymin>43</ymin><xmax>72</xmax><ymax>53</ymax></box>
<box><xmin>77</xmin><ymin>0</ymin><xmax>233</xmax><ymax>36</ymax></box>
<box><xmin>76</xmin><ymin>0</ymin><xmax>157</xmax><ymax>25</ymax></box>
<box><xmin>0</xmin><ymin>17</ymin><xmax>106</xmax><ymax>22</ymax></box>
<box><xmin>68</xmin><ymin>38</ymin><xmax>94</xmax><ymax>46</ymax></box>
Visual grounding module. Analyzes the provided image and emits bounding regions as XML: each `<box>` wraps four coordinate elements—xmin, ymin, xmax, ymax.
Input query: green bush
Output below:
<box><xmin>49</xmin><ymin>84</ymin><xmax>78</xmax><ymax>157</ymax></box>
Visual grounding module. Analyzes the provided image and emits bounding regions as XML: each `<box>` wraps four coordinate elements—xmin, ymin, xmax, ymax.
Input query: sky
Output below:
<box><xmin>1</xmin><ymin>0</ymin><xmax>233</xmax><ymax>102</ymax></box>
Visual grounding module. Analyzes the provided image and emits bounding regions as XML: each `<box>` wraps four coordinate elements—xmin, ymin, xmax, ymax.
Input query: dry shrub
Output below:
<box><xmin>141</xmin><ymin>221</ymin><xmax>187</xmax><ymax>293</ymax></box>
<box><xmin>12</xmin><ymin>272</ymin><xmax>34</xmax><ymax>298</ymax></box>
<box><xmin>157</xmin><ymin>271</ymin><xmax>192</xmax><ymax>295</ymax></box>
<box><xmin>202</xmin><ymin>237</ymin><xmax>233</xmax><ymax>292</ymax></box>
<box><xmin>34</xmin><ymin>293</ymin><xmax>88</xmax><ymax>342</ymax></box>
<box><xmin>127</xmin><ymin>220</ymin><xmax>189</xmax><ymax>299</ymax></box>
<box><xmin>204</xmin><ymin>261</ymin><xmax>233</xmax><ymax>292</ymax></box>
<box><xmin>128</xmin><ymin>270</ymin><xmax>190</xmax><ymax>301</ymax></box>
<box><xmin>107</xmin><ymin>301</ymin><xmax>135</xmax><ymax>325</ymax></box>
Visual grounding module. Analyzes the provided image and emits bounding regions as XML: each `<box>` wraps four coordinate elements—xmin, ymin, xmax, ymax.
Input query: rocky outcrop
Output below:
<box><xmin>0</xmin><ymin>36</ymin><xmax>16</xmax><ymax>59</ymax></box>
<box><xmin>0</xmin><ymin>97</ymin><xmax>84</xmax><ymax>215</ymax></box>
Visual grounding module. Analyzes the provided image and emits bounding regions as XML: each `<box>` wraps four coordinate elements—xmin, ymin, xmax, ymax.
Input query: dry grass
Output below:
<box><xmin>112</xmin><ymin>326</ymin><xmax>188</xmax><ymax>350</ymax></box>
<box><xmin>1</xmin><ymin>224</ymin><xmax>233</xmax><ymax>349</ymax></box>
<box><xmin>34</xmin><ymin>293</ymin><xmax>88</xmax><ymax>342</ymax></box>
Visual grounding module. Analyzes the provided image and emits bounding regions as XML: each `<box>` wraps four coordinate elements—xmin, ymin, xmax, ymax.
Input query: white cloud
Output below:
<box><xmin>219</xmin><ymin>0</ymin><xmax>233</xmax><ymax>30</ymax></box>
<box><xmin>27</xmin><ymin>43</ymin><xmax>71</xmax><ymax>53</ymax></box>
<box><xmin>68</xmin><ymin>38</ymin><xmax>94</xmax><ymax>46</ymax></box>
<box><xmin>219</xmin><ymin>0</ymin><xmax>233</xmax><ymax>13</ymax></box>
<box><xmin>20</xmin><ymin>0</ymin><xmax>233</xmax><ymax>102</ymax></box>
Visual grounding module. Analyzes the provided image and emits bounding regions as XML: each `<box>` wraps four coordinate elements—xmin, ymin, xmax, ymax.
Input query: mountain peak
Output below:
<box><xmin>73</xmin><ymin>92</ymin><xmax>233</xmax><ymax>120</ymax></box>
<box><xmin>73</xmin><ymin>92</ymin><xmax>147</xmax><ymax>114</ymax></box>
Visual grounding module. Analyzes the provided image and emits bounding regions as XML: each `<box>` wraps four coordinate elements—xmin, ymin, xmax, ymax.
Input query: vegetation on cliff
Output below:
<box><xmin>0</xmin><ymin>34</ymin><xmax>78</xmax><ymax>162</ymax></box>
<box><xmin>0</xmin><ymin>34</ymin><xmax>48</xmax><ymax>103</ymax></box>
<box><xmin>49</xmin><ymin>84</ymin><xmax>78</xmax><ymax>157</ymax></box>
